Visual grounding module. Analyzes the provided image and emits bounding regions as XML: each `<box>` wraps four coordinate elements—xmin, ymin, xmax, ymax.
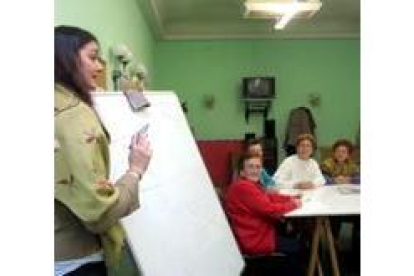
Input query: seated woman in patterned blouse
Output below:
<box><xmin>321</xmin><ymin>139</ymin><xmax>360</xmax><ymax>184</ymax></box>
<box><xmin>321</xmin><ymin>139</ymin><xmax>360</xmax><ymax>265</ymax></box>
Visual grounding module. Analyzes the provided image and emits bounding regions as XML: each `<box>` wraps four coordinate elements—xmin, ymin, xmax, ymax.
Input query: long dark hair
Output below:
<box><xmin>55</xmin><ymin>25</ymin><xmax>98</xmax><ymax>106</ymax></box>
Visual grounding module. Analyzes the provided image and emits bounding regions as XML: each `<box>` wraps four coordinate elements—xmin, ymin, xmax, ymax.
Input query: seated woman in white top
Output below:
<box><xmin>273</xmin><ymin>134</ymin><xmax>325</xmax><ymax>190</ymax></box>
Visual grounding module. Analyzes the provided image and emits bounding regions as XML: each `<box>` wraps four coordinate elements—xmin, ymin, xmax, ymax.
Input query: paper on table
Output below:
<box><xmin>337</xmin><ymin>185</ymin><xmax>360</xmax><ymax>195</ymax></box>
<box><xmin>286</xmin><ymin>199</ymin><xmax>328</xmax><ymax>216</ymax></box>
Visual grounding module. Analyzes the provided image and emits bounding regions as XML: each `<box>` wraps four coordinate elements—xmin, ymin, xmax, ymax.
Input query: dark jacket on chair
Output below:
<box><xmin>283</xmin><ymin>107</ymin><xmax>316</xmax><ymax>152</ymax></box>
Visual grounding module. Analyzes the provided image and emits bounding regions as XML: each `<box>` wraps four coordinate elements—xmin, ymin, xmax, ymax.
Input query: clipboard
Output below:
<box><xmin>123</xmin><ymin>89</ymin><xmax>151</xmax><ymax>112</ymax></box>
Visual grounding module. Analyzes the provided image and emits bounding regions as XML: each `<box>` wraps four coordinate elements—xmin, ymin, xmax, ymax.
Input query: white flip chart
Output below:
<box><xmin>94</xmin><ymin>91</ymin><xmax>244</xmax><ymax>276</ymax></box>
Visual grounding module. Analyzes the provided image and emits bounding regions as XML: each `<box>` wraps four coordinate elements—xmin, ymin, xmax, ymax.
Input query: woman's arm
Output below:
<box><xmin>236</xmin><ymin>183</ymin><xmax>300</xmax><ymax>220</ymax></box>
<box><xmin>55</xmin><ymin>109</ymin><xmax>150</xmax><ymax>234</ymax></box>
<box><xmin>311</xmin><ymin>159</ymin><xmax>326</xmax><ymax>187</ymax></box>
<box><xmin>273</xmin><ymin>158</ymin><xmax>295</xmax><ymax>189</ymax></box>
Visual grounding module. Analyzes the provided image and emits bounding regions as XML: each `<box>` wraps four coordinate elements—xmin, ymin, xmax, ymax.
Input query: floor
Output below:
<box><xmin>109</xmin><ymin>221</ymin><xmax>360</xmax><ymax>276</ymax></box>
<box><xmin>318</xmin><ymin>221</ymin><xmax>360</xmax><ymax>276</ymax></box>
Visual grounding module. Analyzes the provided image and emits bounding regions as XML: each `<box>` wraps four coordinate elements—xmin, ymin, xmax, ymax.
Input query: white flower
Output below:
<box><xmin>129</xmin><ymin>62</ymin><xmax>147</xmax><ymax>80</ymax></box>
<box><xmin>111</xmin><ymin>44</ymin><xmax>133</xmax><ymax>63</ymax></box>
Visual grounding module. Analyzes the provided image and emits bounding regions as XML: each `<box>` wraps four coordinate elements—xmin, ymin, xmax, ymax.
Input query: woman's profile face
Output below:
<box><xmin>78</xmin><ymin>41</ymin><xmax>103</xmax><ymax>91</ymax></box>
<box><xmin>297</xmin><ymin>139</ymin><xmax>313</xmax><ymax>160</ymax></box>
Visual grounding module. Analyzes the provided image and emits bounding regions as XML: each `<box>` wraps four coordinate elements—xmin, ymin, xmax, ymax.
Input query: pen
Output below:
<box><xmin>136</xmin><ymin>123</ymin><xmax>149</xmax><ymax>136</ymax></box>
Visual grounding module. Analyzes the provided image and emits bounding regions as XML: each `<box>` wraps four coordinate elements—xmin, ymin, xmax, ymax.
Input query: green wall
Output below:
<box><xmin>54</xmin><ymin>2</ymin><xmax>359</xmax><ymax>273</ymax></box>
<box><xmin>55</xmin><ymin>0</ymin><xmax>155</xmax><ymax>90</ymax></box>
<box><xmin>153</xmin><ymin>39</ymin><xmax>360</xmax><ymax>151</ymax></box>
<box><xmin>54</xmin><ymin>0</ymin><xmax>360</xmax><ymax>152</ymax></box>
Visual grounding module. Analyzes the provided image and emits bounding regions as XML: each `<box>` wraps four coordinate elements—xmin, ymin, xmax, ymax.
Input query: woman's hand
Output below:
<box><xmin>295</xmin><ymin>181</ymin><xmax>315</xmax><ymax>190</ymax></box>
<box><xmin>265</xmin><ymin>186</ymin><xmax>280</xmax><ymax>194</ymax></box>
<box><xmin>128</xmin><ymin>133</ymin><xmax>152</xmax><ymax>176</ymax></box>
<box><xmin>335</xmin><ymin>175</ymin><xmax>351</xmax><ymax>184</ymax></box>
<box><xmin>291</xmin><ymin>197</ymin><xmax>302</xmax><ymax>208</ymax></box>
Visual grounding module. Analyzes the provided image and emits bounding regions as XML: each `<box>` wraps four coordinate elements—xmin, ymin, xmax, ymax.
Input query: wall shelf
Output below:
<box><xmin>242</xmin><ymin>98</ymin><xmax>272</xmax><ymax>122</ymax></box>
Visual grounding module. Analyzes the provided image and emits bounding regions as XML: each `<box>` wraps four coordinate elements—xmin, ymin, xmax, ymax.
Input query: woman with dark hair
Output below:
<box><xmin>244</xmin><ymin>138</ymin><xmax>276</xmax><ymax>189</ymax></box>
<box><xmin>321</xmin><ymin>139</ymin><xmax>360</xmax><ymax>184</ymax></box>
<box><xmin>321</xmin><ymin>139</ymin><xmax>360</xmax><ymax>266</ymax></box>
<box><xmin>54</xmin><ymin>26</ymin><xmax>152</xmax><ymax>276</ymax></box>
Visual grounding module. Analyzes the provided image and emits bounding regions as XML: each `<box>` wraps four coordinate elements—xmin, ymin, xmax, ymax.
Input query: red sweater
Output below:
<box><xmin>224</xmin><ymin>178</ymin><xmax>298</xmax><ymax>255</ymax></box>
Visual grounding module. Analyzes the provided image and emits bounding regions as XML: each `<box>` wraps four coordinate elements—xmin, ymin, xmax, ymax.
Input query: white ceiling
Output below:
<box><xmin>137</xmin><ymin>0</ymin><xmax>360</xmax><ymax>40</ymax></box>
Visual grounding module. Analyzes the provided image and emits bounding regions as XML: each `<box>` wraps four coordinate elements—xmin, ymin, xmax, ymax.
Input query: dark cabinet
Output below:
<box><xmin>262</xmin><ymin>138</ymin><xmax>278</xmax><ymax>175</ymax></box>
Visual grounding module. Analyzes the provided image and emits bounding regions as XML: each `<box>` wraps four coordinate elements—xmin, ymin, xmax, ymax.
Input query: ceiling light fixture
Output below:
<box><xmin>244</xmin><ymin>0</ymin><xmax>322</xmax><ymax>30</ymax></box>
<box><xmin>274</xmin><ymin>5</ymin><xmax>298</xmax><ymax>29</ymax></box>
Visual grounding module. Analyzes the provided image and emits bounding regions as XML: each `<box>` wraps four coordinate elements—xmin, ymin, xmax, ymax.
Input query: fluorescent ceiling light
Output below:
<box><xmin>274</xmin><ymin>9</ymin><xmax>297</xmax><ymax>29</ymax></box>
<box><xmin>244</xmin><ymin>0</ymin><xmax>322</xmax><ymax>29</ymax></box>
<box><xmin>245</xmin><ymin>0</ymin><xmax>322</xmax><ymax>14</ymax></box>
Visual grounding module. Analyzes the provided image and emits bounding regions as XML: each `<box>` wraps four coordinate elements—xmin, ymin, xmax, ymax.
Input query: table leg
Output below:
<box><xmin>317</xmin><ymin>256</ymin><xmax>324</xmax><ymax>276</ymax></box>
<box><xmin>323</xmin><ymin>217</ymin><xmax>340</xmax><ymax>276</ymax></box>
<box><xmin>307</xmin><ymin>218</ymin><xmax>323</xmax><ymax>276</ymax></box>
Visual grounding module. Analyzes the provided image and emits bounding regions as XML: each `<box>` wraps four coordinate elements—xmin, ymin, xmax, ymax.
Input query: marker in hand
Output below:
<box><xmin>129</xmin><ymin>123</ymin><xmax>149</xmax><ymax>149</ymax></box>
<box><xmin>136</xmin><ymin>123</ymin><xmax>149</xmax><ymax>137</ymax></box>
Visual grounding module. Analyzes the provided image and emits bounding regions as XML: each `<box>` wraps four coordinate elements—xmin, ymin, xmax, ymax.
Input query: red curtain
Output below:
<box><xmin>197</xmin><ymin>140</ymin><xmax>243</xmax><ymax>190</ymax></box>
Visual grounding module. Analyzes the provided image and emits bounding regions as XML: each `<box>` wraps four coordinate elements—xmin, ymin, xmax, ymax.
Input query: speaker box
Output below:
<box><xmin>264</xmin><ymin>119</ymin><xmax>276</xmax><ymax>138</ymax></box>
<box><xmin>262</xmin><ymin>138</ymin><xmax>278</xmax><ymax>174</ymax></box>
<box><xmin>244</xmin><ymin>133</ymin><xmax>256</xmax><ymax>142</ymax></box>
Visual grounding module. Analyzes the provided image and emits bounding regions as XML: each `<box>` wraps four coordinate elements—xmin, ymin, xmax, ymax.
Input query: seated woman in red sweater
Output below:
<box><xmin>225</xmin><ymin>153</ymin><xmax>303</xmax><ymax>274</ymax></box>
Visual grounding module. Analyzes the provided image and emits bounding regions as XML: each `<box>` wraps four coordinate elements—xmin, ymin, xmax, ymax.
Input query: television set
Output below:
<box><xmin>242</xmin><ymin>77</ymin><xmax>275</xmax><ymax>99</ymax></box>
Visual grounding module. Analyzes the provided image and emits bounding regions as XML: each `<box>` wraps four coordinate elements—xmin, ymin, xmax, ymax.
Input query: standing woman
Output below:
<box><xmin>55</xmin><ymin>26</ymin><xmax>152</xmax><ymax>276</ymax></box>
<box><xmin>274</xmin><ymin>134</ymin><xmax>325</xmax><ymax>190</ymax></box>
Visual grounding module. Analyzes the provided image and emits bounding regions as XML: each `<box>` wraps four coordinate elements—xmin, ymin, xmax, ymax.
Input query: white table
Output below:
<box><xmin>284</xmin><ymin>185</ymin><xmax>360</xmax><ymax>276</ymax></box>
